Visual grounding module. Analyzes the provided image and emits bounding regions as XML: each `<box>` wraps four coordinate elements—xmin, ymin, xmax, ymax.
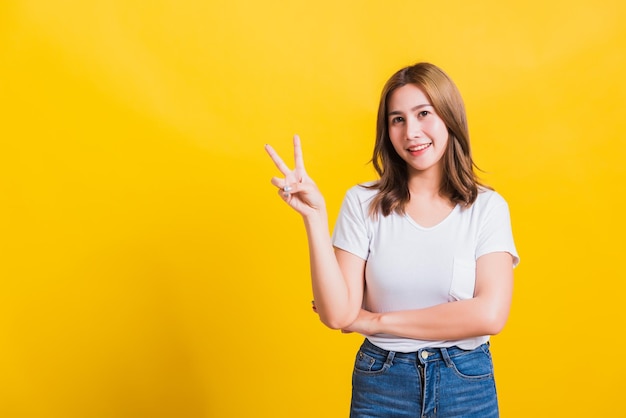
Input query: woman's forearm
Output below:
<box><xmin>303</xmin><ymin>209</ymin><xmax>362</xmax><ymax>330</ymax></box>
<box><xmin>369</xmin><ymin>297</ymin><xmax>509</xmax><ymax>341</ymax></box>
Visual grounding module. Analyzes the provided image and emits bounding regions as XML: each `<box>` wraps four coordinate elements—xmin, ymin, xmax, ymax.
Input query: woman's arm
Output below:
<box><xmin>343</xmin><ymin>252</ymin><xmax>514</xmax><ymax>340</ymax></box>
<box><xmin>265</xmin><ymin>136</ymin><xmax>365</xmax><ymax>329</ymax></box>
<box><xmin>300</xmin><ymin>211</ymin><xmax>365</xmax><ymax>329</ymax></box>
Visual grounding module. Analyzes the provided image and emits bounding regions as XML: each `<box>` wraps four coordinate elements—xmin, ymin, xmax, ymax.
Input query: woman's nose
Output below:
<box><xmin>406</xmin><ymin>118</ymin><xmax>422</xmax><ymax>139</ymax></box>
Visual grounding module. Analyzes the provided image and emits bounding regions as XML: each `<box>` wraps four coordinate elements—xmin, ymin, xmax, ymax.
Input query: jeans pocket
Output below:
<box><xmin>447</xmin><ymin>347</ymin><xmax>494</xmax><ymax>381</ymax></box>
<box><xmin>449</xmin><ymin>258</ymin><xmax>476</xmax><ymax>301</ymax></box>
<box><xmin>353</xmin><ymin>350</ymin><xmax>391</xmax><ymax>376</ymax></box>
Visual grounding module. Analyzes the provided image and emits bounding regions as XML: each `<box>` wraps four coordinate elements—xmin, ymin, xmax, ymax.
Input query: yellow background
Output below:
<box><xmin>1</xmin><ymin>1</ymin><xmax>625</xmax><ymax>417</ymax></box>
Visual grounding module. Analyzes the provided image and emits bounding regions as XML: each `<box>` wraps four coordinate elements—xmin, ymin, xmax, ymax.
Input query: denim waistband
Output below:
<box><xmin>361</xmin><ymin>338</ymin><xmax>488</xmax><ymax>364</ymax></box>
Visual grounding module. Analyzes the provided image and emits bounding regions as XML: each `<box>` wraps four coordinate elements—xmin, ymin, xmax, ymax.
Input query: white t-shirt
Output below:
<box><xmin>331</xmin><ymin>184</ymin><xmax>520</xmax><ymax>353</ymax></box>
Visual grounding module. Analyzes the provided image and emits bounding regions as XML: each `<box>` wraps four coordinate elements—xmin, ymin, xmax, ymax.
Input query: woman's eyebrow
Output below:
<box><xmin>388</xmin><ymin>104</ymin><xmax>433</xmax><ymax>116</ymax></box>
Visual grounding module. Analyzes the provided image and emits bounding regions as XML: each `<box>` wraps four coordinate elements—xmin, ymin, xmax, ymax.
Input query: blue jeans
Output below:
<box><xmin>350</xmin><ymin>339</ymin><xmax>499</xmax><ymax>418</ymax></box>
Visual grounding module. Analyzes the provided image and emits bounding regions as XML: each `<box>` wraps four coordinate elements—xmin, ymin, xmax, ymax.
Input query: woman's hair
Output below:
<box><xmin>368</xmin><ymin>62</ymin><xmax>487</xmax><ymax>217</ymax></box>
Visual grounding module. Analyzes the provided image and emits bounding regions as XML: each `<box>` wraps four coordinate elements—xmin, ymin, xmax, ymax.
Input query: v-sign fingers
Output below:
<box><xmin>264</xmin><ymin>144</ymin><xmax>292</xmax><ymax>176</ymax></box>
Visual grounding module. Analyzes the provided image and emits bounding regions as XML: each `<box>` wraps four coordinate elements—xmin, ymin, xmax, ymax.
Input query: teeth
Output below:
<box><xmin>408</xmin><ymin>143</ymin><xmax>431</xmax><ymax>152</ymax></box>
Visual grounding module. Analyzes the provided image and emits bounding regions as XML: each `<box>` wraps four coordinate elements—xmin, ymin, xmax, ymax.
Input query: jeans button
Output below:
<box><xmin>421</xmin><ymin>351</ymin><xmax>430</xmax><ymax>360</ymax></box>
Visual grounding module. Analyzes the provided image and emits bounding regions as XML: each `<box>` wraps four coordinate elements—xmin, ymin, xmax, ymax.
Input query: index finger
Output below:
<box><xmin>264</xmin><ymin>144</ymin><xmax>292</xmax><ymax>176</ymax></box>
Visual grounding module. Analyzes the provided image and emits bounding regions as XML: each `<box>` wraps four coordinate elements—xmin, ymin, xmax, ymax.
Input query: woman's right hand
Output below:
<box><xmin>265</xmin><ymin>135</ymin><xmax>325</xmax><ymax>218</ymax></box>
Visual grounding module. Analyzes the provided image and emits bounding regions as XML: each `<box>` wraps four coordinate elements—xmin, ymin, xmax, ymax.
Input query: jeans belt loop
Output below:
<box><xmin>440</xmin><ymin>347</ymin><xmax>454</xmax><ymax>368</ymax></box>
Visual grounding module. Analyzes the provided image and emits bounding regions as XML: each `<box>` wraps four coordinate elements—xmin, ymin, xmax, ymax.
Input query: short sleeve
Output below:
<box><xmin>475</xmin><ymin>198</ymin><xmax>520</xmax><ymax>267</ymax></box>
<box><xmin>331</xmin><ymin>187</ymin><xmax>371</xmax><ymax>260</ymax></box>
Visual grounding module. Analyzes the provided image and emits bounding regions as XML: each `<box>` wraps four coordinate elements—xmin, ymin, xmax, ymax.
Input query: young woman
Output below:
<box><xmin>265</xmin><ymin>62</ymin><xmax>519</xmax><ymax>418</ymax></box>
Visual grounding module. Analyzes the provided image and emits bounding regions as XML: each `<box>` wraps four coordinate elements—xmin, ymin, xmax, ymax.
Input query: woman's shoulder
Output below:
<box><xmin>345</xmin><ymin>181</ymin><xmax>379</xmax><ymax>200</ymax></box>
<box><xmin>340</xmin><ymin>182</ymin><xmax>379</xmax><ymax>212</ymax></box>
<box><xmin>474</xmin><ymin>187</ymin><xmax>510</xmax><ymax>210</ymax></box>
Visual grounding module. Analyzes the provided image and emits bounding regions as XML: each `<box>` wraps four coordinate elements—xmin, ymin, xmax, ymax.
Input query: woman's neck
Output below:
<box><xmin>407</xmin><ymin>167</ymin><xmax>445</xmax><ymax>201</ymax></box>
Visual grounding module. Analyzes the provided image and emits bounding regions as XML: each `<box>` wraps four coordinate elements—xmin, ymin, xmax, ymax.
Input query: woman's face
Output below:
<box><xmin>387</xmin><ymin>83</ymin><xmax>449</xmax><ymax>177</ymax></box>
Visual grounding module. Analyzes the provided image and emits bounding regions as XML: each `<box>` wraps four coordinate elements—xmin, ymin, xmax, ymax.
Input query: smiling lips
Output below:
<box><xmin>407</xmin><ymin>142</ymin><xmax>432</xmax><ymax>155</ymax></box>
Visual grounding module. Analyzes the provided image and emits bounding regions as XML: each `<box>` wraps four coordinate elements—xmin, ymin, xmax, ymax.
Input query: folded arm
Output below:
<box><xmin>343</xmin><ymin>252</ymin><xmax>514</xmax><ymax>340</ymax></box>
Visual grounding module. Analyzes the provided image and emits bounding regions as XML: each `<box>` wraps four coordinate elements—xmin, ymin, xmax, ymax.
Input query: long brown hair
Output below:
<box><xmin>368</xmin><ymin>62</ymin><xmax>487</xmax><ymax>217</ymax></box>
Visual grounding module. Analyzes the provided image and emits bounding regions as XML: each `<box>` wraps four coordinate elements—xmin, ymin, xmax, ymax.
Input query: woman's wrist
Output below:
<box><xmin>302</xmin><ymin>204</ymin><xmax>328</xmax><ymax>227</ymax></box>
<box><xmin>369</xmin><ymin>312</ymin><xmax>384</xmax><ymax>335</ymax></box>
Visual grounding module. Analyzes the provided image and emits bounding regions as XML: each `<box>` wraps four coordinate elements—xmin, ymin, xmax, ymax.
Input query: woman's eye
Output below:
<box><xmin>418</xmin><ymin>110</ymin><xmax>429</xmax><ymax>117</ymax></box>
<box><xmin>391</xmin><ymin>116</ymin><xmax>404</xmax><ymax>124</ymax></box>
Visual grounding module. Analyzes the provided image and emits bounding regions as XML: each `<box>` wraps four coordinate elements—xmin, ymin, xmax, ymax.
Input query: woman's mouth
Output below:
<box><xmin>407</xmin><ymin>143</ymin><xmax>432</xmax><ymax>155</ymax></box>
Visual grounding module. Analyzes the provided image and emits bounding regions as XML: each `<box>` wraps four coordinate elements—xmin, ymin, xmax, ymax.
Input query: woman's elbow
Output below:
<box><xmin>319</xmin><ymin>310</ymin><xmax>359</xmax><ymax>331</ymax></box>
<box><xmin>482</xmin><ymin>309</ymin><xmax>510</xmax><ymax>335</ymax></box>
<box><xmin>320</xmin><ymin>317</ymin><xmax>346</xmax><ymax>330</ymax></box>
